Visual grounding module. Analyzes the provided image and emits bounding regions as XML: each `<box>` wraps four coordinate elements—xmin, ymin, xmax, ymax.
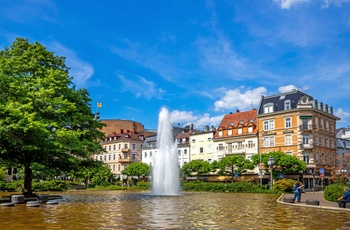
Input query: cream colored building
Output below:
<box><xmin>189</xmin><ymin>126</ymin><xmax>216</xmax><ymax>163</ymax></box>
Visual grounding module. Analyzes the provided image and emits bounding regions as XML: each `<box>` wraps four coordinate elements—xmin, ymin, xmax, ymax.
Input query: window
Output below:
<box><xmin>316</xmin><ymin>152</ymin><xmax>319</xmax><ymax>164</ymax></box>
<box><xmin>264</xmin><ymin>103</ymin><xmax>274</xmax><ymax>113</ymax></box>
<box><xmin>326</xmin><ymin>121</ymin><xmax>329</xmax><ymax>131</ymax></box>
<box><xmin>264</xmin><ymin>136</ymin><xmax>275</xmax><ymax>147</ymax></box>
<box><xmin>285</xmin><ymin>151</ymin><xmax>292</xmax><ymax>156</ymax></box>
<box><xmin>182</xmin><ymin>138</ymin><xmax>186</xmax><ymax>143</ymax></box>
<box><xmin>248</xmin><ymin>140</ymin><xmax>253</xmax><ymax>148</ymax></box>
<box><xmin>285</xmin><ymin>117</ymin><xmax>291</xmax><ymax>128</ymax></box>
<box><xmin>302</xmin><ymin>134</ymin><xmax>309</xmax><ymax>144</ymax></box>
<box><xmin>264</xmin><ymin>120</ymin><xmax>274</xmax><ymax>130</ymax></box>
<box><xmin>118</xmin><ymin>164</ymin><xmax>121</xmax><ymax>171</ymax></box>
<box><xmin>219</xmin><ymin>130</ymin><xmax>223</xmax><ymax>137</ymax></box>
<box><xmin>113</xmin><ymin>165</ymin><xmax>115</xmax><ymax>171</ymax></box>
<box><xmin>228</xmin><ymin>143</ymin><xmax>232</xmax><ymax>153</ymax></box>
<box><xmin>315</xmin><ymin>117</ymin><xmax>319</xmax><ymax>128</ymax></box>
<box><xmin>132</xmin><ymin>144</ymin><xmax>136</xmax><ymax>150</ymax></box>
<box><xmin>176</xmin><ymin>139</ymin><xmax>180</xmax><ymax>144</ymax></box>
<box><xmin>218</xmin><ymin>144</ymin><xmax>224</xmax><ymax>151</ymax></box>
<box><xmin>108</xmin><ymin>155</ymin><xmax>111</xmax><ymax>161</ymax></box>
<box><xmin>100</xmin><ymin>156</ymin><xmax>102</xmax><ymax>161</ymax></box>
<box><xmin>321</xmin><ymin>136</ymin><xmax>324</xmax><ymax>146</ymax></box>
<box><xmin>285</xmin><ymin>134</ymin><xmax>292</xmax><ymax>145</ymax></box>
<box><xmin>228</xmin><ymin>129</ymin><xmax>232</xmax><ymax>136</ymax></box>
<box><xmin>200</xmin><ymin>147</ymin><xmax>204</xmax><ymax>154</ymax></box>
<box><xmin>124</xmin><ymin>153</ymin><xmax>128</xmax><ymax>159</ymax></box>
<box><xmin>238</xmin><ymin>128</ymin><xmax>242</xmax><ymax>135</ymax></box>
<box><xmin>109</xmin><ymin>145</ymin><xmax>111</xmax><ymax>151</ymax></box>
<box><xmin>326</xmin><ymin>138</ymin><xmax>330</xmax><ymax>147</ymax></box>
<box><xmin>178</xmin><ymin>150</ymin><xmax>181</xmax><ymax>156</ymax></box>
<box><xmin>118</xmin><ymin>144</ymin><xmax>121</xmax><ymax>150</ymax></box>
<box><xmin>208</xmin><ymin>159</ymin><xmax>212</xmax><ymax>163</ymax></box>
<box><xmin>145</xmin><ymin>152</ymin><xmax>147</xmax><ymax>158</ymax></box>
<box><xmin>320</xmin><ymin>119</ymin><xmax>324</xmax><ymax>129</ymax></box>
<box><xmin>237</xmin><ymin>142</ymin><xmax>243</xmax><ymax>149</ymax></box>
<box><xmin>132</xmin><ymin>153</ymin><xmax>136</xmax><ymax>160</ymax></box>
<box><xmin>104</xmin><ymin>146</ymin><xmax>106</xmax><ymax>151</ymax></box>
<box><xmin>95</xmin><ymin>156</ymin><xmax>98</xmax><ymax>160</ymax></box>
<box><xmin>113</xmin><ymin>145</ymin><xmax>116</xmax><ymax>150</ymax></box>
<box><xmin>184</xmin><ymin>149</ymin><xmax>187</xmax><ymax>155</ymax></box>
<box><xmin>124</xmin><ymin>144</ymin><xmax>128</xmax><ymax>149</ymax></box>
<box><xmin>248</xmin><ymin>126</ymin><xmax>253</xmax><ymax>133</ymax></box>
<box><xmin>284</xmin><ymin>100</ymin><xmax>291</xmax><ymax>110</ymax></box>
<box><xmin>303</xmin><ymin>154</ymin><xmax>310</xmax><ymax>163</ymax></box>
<box><xmin>150</xmin><ymin>151</ymin><xmax>152</xmax><ymax>157</ymax></box>
<box><xmin>113</xmin><ymin>154</ymin><xmax>116</xmax><ymax>160</ymax></box>
<box><xmin>315</xmin><ymin>135</ymin><xmax>319</xmax><ymax>145</ymax></box>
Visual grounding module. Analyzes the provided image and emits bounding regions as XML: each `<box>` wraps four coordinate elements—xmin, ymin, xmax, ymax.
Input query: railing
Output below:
<box><xmin>121</xmin><ymin>148</ymin><xmax>130</xmax><ymax>153</ymax></box>
<box><xmin>119</xmin><ymin>157</ymin><xmax>132</xmax><ymax>163</ymax></box>
<box><xmin>300</xmin><ymin>143</ymin><xmax>315</xmax><ymax>149</ymax></box>
<box><xmin>299</xmin><ymin>125</ymin><xmax>315</xmax><ymax>131</ymax></box>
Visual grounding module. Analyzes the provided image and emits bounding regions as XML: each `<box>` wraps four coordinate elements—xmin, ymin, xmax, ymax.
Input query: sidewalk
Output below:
<box><xmin>278</xmin><ymin>191</ymin><xmax>350</xmax><ymax>211</ymax></box>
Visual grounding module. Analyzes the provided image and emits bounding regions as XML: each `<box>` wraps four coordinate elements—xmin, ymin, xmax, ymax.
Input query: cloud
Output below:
<box><xmin>170</xmin><ymin>110</ymin><xmax>224</xmax><ymax>128</ymax></box>
<box><xmin>214</xmin><ymin>87</ymin><xmax>267</xmax><ymax>112</ymax></box>
<box><xmin>273</xmin><ymin>0</ymin><xmax>311</xmax><ymax>9</ymax></box>
<box><xmin>47</xmin><ymin>42</ymin><xmax>94</xmax><ymax>88</ymax></box>
<box><xmin>117</xmin><ymin>74</ymin><xmax>165</xmax><ymax>100</ymax></box>
<box><xmin>322</xmin><ymin>0</ymin><xmax>350</xmax><ymax>8</ymax></box>
<box><xmin>335</xmin><ymin>108</ymin><xmax>350</xmax><ymax>119</ymax></box>
<box><xmin>278</xmin><ymin>85</ymin><xmax>298</xmax><ymax>93</ymax></box>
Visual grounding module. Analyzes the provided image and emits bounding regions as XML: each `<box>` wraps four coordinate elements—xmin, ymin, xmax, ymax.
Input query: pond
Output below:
<box><xmin>1</xmin><ymin>190</ymin><xmax>349</xmax><ymax>229</ymax></box>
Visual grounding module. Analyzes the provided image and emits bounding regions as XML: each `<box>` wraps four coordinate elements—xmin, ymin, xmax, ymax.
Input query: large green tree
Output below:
<box><xmin>180</xmin><ymin>159</ymin><xmax>211</xmax><ymax>179</ymax></box>
<box><xmin>0</xmin><ymin>38</ymin><xmax>105</xmax><ymax>197</ymax></box>
<box><xmin>121</xmin><ymin>162</ymin><xmax>151</xmax><ymax>181</ymax></box>
<box><xmin>251</xmin><ymin>151</ymin><xmax>306</xmax><ymax>178</ymax></box>
<box><xmin>218</xmin><ymin>155</ymin><xmax>255</xmax><ymax>183</ymax></box>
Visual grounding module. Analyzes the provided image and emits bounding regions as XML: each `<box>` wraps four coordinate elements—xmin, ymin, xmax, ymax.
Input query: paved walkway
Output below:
<box><xmin>278</xmin><ymin>191</ymin><xmax>350</xmax><ymax>211</ymax></box>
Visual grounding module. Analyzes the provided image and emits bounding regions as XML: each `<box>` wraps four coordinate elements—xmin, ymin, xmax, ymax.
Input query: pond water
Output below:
<box><xmin>1</xmin><ymin>190</ymin><xmax>349</xmax><ymax>229</ymax></box>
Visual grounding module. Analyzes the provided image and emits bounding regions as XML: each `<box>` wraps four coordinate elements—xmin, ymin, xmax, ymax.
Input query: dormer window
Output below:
<box><xmin>248</xmin><ymin>119</ymin><xmax>253</xmax><ymax>123</ymax></box>
<box><xmin>239</xmin><ymin>120</ymin><xmax>244</xmax><ymax>125</ymax></box>
<box><xmin>264</xmin><ymin>103</ymin><xmax>274</xmax><ymax>113</ymax></box>
<box><xmin>219</xmin><ymin>130</ymin><xmax>223</xmax><ymax>137</ymax></box>
<box><xmin>228</xmin><ymin>129</ymin><xmax>232</xmax><ymax>136</ymax></box>
<box><xmin>229</xmin><ymin>122</ymin><xmax>234</xmax><ymax>126</ymax></box>
<box><xmin>284</xmin><ymin>100</ymin><xmax>291</xmax><ymax>110</ymax></box>
<box><xmin>248</xmin><ymin>126</ymin><xmax>253</xmax><ymax>133</ymax></box>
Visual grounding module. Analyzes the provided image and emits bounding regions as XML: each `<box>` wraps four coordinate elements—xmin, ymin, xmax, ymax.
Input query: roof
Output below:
<box><xmin>257</xmin><ymin>90</ymin><xmax>312</xmax><ymax>115</ymax></box>
<box><xmin>217</xmin><ymin>109</ymin><xmax>257</xmax><ymax>128</ymax></box>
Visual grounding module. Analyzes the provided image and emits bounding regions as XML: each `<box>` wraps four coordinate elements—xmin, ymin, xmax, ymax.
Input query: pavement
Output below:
<box><xmin>277</xmin><ymin>191</ymin><xmax>350</xmax><ymax>211</ymax></box>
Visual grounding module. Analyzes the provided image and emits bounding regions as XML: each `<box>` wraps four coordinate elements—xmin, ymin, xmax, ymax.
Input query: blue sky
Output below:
<box><xmin>1</xmin><ymin>0</ymin><xmax>350</xmax><ymax>130</ymax></box>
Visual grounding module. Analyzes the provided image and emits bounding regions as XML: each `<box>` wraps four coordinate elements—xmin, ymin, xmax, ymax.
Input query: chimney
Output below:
<box><xmin>190</xmin><ymin>124</ymin><xmax>194</xmax><ymax>130</ymax></box>
<box><xmin>237</xmin><ymin>110</ymin><xmax>240</xmax><ymax>113</ymax></box>
<box><xmin>205</xmin><ymin>126</ymin><xmax>209</xmax><ymax>132</ymax></box>
<box><xmin>120</xmin><ymin>129</ymin><xmax>124</xmax><ymax>134</ymax></box>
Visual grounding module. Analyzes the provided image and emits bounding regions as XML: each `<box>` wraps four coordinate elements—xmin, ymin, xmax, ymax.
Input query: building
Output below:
<box><xmin>189</xmin><ymin>126</ymin><xmax>216</xmax><ymax>163</ymax></box>
<box><xmin>257</xmin><ymin>90</ymin><xmax>339</xmax><ymax>189</ymax></box>
<box><xmin>99</xmin><ymin>119</ymin><xmax>144</xmax><ymax>136</ymax></box>
<box><xmin>213</xmin><ymin>110</ymin><xmax>258</xmax><ymax>162</ymax></box>
<box><xmin>336</xmin><ymin>127</ymin><xmax>350</xmax><ymax>174</ymax></box>
<box><xmin>175</xmin><ymin>131</ymin><xmax>191</xmax><ymax>167</ymax></box>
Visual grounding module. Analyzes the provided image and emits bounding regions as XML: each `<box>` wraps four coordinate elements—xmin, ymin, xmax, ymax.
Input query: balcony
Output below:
<box><xmin>226</xmin><ymin>149</ymin><xmax>246</xmax><ymax>155</ymax></box>
<box><xmin>119</xmin><ymin>157</ymin><xmax>132</xmax><ymax>163</ymax></box>
<box><xmin>300</xmin><ymin>143</ymin><xmax>315</xmax><ymax>149</ymax></box>
<box><xmin>299</xmin><ymin>125</ymin><xmax>315</xmax><ymax>131</ymax></box>
<box><xmin>121</xmin><ymin>148</ymin><xmax>130</xmax><ymax>153</ymax></box>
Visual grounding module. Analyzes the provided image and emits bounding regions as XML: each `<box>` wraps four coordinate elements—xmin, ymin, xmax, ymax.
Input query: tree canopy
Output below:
<box><xmin>251</xmin><ymin>151</ymin><xmax>306</xmax><ymax>178</ymax></box>
<box><xmin>180</xmin><ymin>159</ymin><xmax>211</xmax><ymax>179</ymax></box>
<box><xmin>218</xmin><ymin>155</ymin><xmax>255</xmax><ymax>182</ymax></box>
<box><xmin>0</xmin><ymin>38</ymin><xmax>105</xmax><ymax>196</ymax></box>
<box><xmin>121</xmin><ymin>162</ymin><xmax>151</xmax><ymax>180</ymax></box>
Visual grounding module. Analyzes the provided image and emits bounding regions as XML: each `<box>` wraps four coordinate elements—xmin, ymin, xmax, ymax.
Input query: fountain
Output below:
<box><xmin>151</xmin><ymin>107</ymin><xmax>180</xmax><ymax>195</ymax></box>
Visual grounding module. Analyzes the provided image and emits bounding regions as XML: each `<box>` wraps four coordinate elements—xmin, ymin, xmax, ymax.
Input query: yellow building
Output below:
<box><xmin>257</xmin><ymin>90</ymin><xmax>339</xmax><ymax>189</ymax></box>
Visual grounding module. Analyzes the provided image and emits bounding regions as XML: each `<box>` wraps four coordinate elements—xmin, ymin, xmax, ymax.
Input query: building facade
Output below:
<box><xmin>257</xmin><ymin>90</ymin><xmax>339</xmax><ymax>189</ymax></box>
<box><xmin>189</xmin><ymin>126</ymin><xmax>216</xmax><ymax>163</ymax></box>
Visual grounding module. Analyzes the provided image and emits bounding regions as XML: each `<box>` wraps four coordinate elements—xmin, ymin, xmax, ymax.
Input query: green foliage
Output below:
<box><xmin>32</xmin><ymin>180</ymin><xmax>70</xmax><ymax>191</ymax></box>
<box><xmin>0</xmin><ymin>167</ymin><xmax>7</xmax><ymax>181</ymax></box>
<box><xmin>122</xmin><ymin>162</ymin><xmax>151</xmax><ymax>180</ymax></box>
<box><xmin>272</xmin><ymin>179</ymin><xmax>296</xmax><ymax>192</ymax></box>
<box><xmin>324</xmin><ymin>183</ymin><xmax>347</xmax><ymax>202</ymax></box>
<box><xmin>217</xmin><ymin>155</ymin><xmax>255</xmax><ymax>182</ymax></box>
<box><xmin>0</xmin><ymin>180</ymin><xmax>21</xmax><ymax>192</ymax></box>
<box><xmin>181</xmin><ymin>181</ymin><xmax>276</xmax><ymax>194</ymax></box>
<box><xmin>181</xmin><ymin>160</ymin><xmax>211</xmax><ymax>178</ymax></box>
<box><xmin>0</xmin><ymin>38</ymin><xmax>106</xmax><ymax>196</ymax></box>
<box><xmin>136</xmin><ymin>181</ymin><xmax>151</xmax><ymax>189</ymax></box>
<box><xmin>90</xmin><ymin>164</ymin><xmax>115</xmax><ymax>186</ymax></box>
<box><xmin>251</xmin><ymin>151</ymin><xmax>306</xmax><ymax>178</ymax></box>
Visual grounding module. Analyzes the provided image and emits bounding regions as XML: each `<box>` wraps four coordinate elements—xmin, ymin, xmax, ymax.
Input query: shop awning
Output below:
<box><xmin>300</xmin><ymin>115</ymin><xmax>312</xmax><ymax>119</ymax></box>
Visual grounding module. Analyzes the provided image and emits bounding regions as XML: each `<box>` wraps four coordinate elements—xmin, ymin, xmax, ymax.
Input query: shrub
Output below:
<box><xmin>32</xmin><ymin>180</ymin><xmax>70</xmax><ymax>191</ymax></box>
<box><xmin>324</xmin><ymin>183</ymin><xmax>347</xmax><ymax>202</ymax></box>
<box><xmin>0</xmin><ymin>181</ymin><xmax>19</xmax><ymax>192</ymax></box>
<box><xmin>272</xmin><ymin>179</ymin><xmax>297</xmax><ymax>193</ymax></box>
<box><xmin>136</xmin><ymin>181</ymin><xmax>150</xmax><ymax>189</ymax></box>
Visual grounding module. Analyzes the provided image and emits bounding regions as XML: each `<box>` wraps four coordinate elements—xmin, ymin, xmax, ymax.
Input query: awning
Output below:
<box><xmin>300</xmin><ymin>115</ymin><xmax>312</xmax><ymax>119</ymax></box>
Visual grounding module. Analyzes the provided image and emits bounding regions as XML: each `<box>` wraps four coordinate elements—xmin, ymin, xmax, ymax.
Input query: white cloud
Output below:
<box><xmin>278</xmin><ymin>85</ymin><xmax>298</xmax><ymax>93</ymax></box>
<box><xmin>335</xmin><ymin>108</ymin><xmax>350</xmax><ymax>119</ymax></box>
<box><xmin>322</xmin><ymin>0</ymin><xmax>350</xmax><ymax>8</ymax></box>
<box><xmin>117</xmin><ymin>74</ymin><xmax>165</xmax><ymax>100</ymax></box>
<box><xmin>214</xmin><ymin>87</ymin><xmax>267</xmax><ymax>112</ymax></box>
<box><xmin>273</xmin><ymin>0</ymin><xmax>311</xmax><ymax>9</ymax></box>
<box><xmin>47</xmin><ymin>42</ymin><xmax>94</xmax><ymax>88</ymax></box>
<box><xmin>170</xmin><ymin>110</ymin><xmax>224</xmax><ymax>128</ymax></box>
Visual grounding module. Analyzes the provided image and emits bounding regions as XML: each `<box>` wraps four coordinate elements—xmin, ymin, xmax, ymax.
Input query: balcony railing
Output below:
<box><xmin>119</xmin><ymin>157</ymin><xmax>132</xmax><ymax>163</ymax></box>
<box><xmin>121</xmin><ymin>148</ymin><xmax>130</xmax><ymax>153</ymax></box>
<box><xmin>299</xmin><ymin>125</ymin><xmax>315</xmax><ymax>131</ymax></box>
<box><xmin>300</xmin><ymin>143</ymin><xmax>315</xmax><ymax>149</ymax></box>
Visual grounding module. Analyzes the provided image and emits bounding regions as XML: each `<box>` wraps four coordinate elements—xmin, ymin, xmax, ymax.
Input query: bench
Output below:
<box><xmin>70</xmin><ymin>184</ymin><xmax>86</xmax><ymax>190</ymax></box>
<box><xmin>306</xmin><ymin>199</ymin><xmax>320</xmax><ymax>206</ymax></box>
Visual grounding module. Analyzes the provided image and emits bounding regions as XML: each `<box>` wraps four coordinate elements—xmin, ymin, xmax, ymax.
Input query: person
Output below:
<box><xmin>337</xmin><ymin>187</ymin><xmax>350</xmax><ymax>208</ymax></box>
<box><xmin>293</xmin><ymin>181</ymin><xmax>302</xmax><ymax>203</ymax></box>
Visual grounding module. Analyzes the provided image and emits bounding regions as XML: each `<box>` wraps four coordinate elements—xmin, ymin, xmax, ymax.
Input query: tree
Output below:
<box><xmin>0</xmin><ymin>38</ymin><xmax>105</xmax><ymax>197</ymax></box>
<box><xmin>122</xmin><ymin>162</ymin><xmax>151</xmax><ymax>182</ymax></box>
<box><xmin>218</xmin><ymin>155</ymin><xmax>255</xmax><ymax>183</ymax></box>
<box><xmin>180</xmin><ymin>159</ymin><xmax>211</xmax><ymax>179</ymax></box>
<box><xmin>251</xmin><ymin>151</ymin><xmax>306</xmax><ymax>178</ymax></box>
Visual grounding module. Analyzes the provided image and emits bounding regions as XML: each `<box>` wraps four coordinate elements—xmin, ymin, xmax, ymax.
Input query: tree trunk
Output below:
<box><xmin>23</xmin><ymin>163</ymin><xmax>33</xmax><ymax>197</ymax></box>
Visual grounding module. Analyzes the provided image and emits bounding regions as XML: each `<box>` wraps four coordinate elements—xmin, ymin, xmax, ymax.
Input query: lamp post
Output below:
<box><xmin>260</xmin><ymin>138</ymin><xmax>265</xmax><ymax>186</ymax></box>
<box><xmin>267</xmin><ymin>156</ymin><xmax>274</xmax><ymax>189</ymax></box>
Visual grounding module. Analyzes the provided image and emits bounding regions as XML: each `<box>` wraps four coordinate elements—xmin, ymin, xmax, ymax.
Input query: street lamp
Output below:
<box><xmin>260</xmin><ymin>138</ymin><xmax>265</xmax><ymax>185</ymax></box>
<box><xmin>267</xmin><ymin>156</ymin><xmax>274</xmax><ymax>189</ymax></box>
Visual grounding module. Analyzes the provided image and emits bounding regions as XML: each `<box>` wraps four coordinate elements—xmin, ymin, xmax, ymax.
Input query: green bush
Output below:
<box><xmin>272</xmin><ymin>179</ymin><xmax>297</xmax><ymax>193</ymax></box>
<box><xmin>136</xmin><ymin>181</ymin><xmax>150</xmax><ymax>189</ymax></box>
<box><xmin>0</xmin><ymin>181</ymin><xmax>20</xmax><ymax>192</ymax></box>
<box><xmin>324</xmin><ymin>183</ymin><xmax>347</xmax><ymax>202</ymax></box>
<box><xmin>181</xmin><ymin>181</ymin><xmax>276</xmax><ymax>194</ymax></box>
<box><xmin>32</xmin><ymin>180</ymin><xmax>70</xmax><ymax>191</ymax></box>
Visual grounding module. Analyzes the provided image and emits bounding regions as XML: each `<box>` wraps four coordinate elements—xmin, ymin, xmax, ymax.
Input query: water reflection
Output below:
<box><xmin>1</xmin><ymin>190</ymin><xmax>350</xmax><ymax>229</ymax></box>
